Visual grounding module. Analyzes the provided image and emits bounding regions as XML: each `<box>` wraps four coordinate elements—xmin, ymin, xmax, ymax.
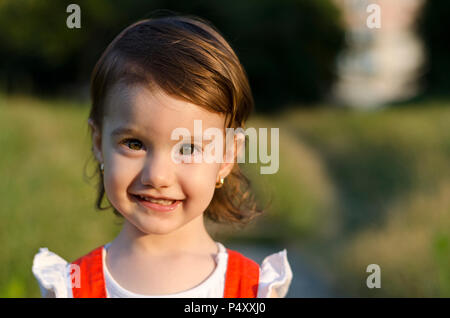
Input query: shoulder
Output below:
<box><xmin>223</xmin><ymin>245</ymin><xmax>293</xmax><ymax>298</ymax></box>
<box><xmin>32</xmin><ymin>247</ymin><xmax>72</xmax><ymax>298</ymax></box>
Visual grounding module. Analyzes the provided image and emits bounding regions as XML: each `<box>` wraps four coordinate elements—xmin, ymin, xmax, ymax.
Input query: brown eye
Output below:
<box><xmin>180</xmin><ymin>144</ymin><xmax>195</xmax><ymax>155</ymax></box>
<box><xmin>122</xmin><ymin>138</ymin><xmax>143</xmax><ymax>151</ymax></box>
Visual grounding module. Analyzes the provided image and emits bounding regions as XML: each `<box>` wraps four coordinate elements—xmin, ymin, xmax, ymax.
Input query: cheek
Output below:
<box><xmin>181</xmin><ymin>166</ymin><xmax>218</xmax><ymax>205</ymax></box>
<box><xmin>104</xmin><ymin>155</ymin><xmax>138</xmax><ymax>194</ymax></box>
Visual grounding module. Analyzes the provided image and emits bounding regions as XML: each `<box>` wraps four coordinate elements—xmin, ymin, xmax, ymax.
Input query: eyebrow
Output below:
<box><xmin>111</xmin><ymin>127</ymin><xmax>140</xmax><ymax>138</ymax></box>
<box><xmin>110</xmin><ymin>126</ymin><xmax>215</xmax><ymax>144</ymax></box>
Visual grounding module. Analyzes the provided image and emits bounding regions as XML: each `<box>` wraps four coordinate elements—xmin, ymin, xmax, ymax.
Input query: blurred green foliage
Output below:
<box><xmin>0</xmin><ymin>0</ymin><xmax>345</xmax><ymax>111</ymax></box>
<box><xmin>434</xmin><ymin>232</ymin><xmax>450</xmax><ymax>295</ymax></box>
<box><xmin>276</xmin><ymin>102</ymin><xmax>450</xmax><ymax>297</ymax></box>
<box><xmin>0</xmin><ymin>95</ymin><xmax>120</xmax><ymax>297</ymax></box>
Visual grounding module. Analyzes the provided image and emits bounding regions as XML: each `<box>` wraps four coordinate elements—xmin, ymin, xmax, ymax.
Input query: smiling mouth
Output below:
<box><xmin>130</xmin><ymin>194</ymin><xmax>184</xmax><ymax>211</ymax></box>
<box><xmin>134</xmin><ymin>194</ymin><xmax>176</xmax><ymax>205</ymax></box>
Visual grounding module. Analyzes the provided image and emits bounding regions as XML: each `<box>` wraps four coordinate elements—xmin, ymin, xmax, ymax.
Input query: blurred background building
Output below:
<box><xmin>332</xmin><ymin>0</ymin><xmax>426</xmax><ymax>108</ymax></box>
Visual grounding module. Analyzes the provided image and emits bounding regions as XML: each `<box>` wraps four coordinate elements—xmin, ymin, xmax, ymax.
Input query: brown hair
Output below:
<box><xmin>86</xmin><ymin>14</ymin><xmax>264</xmax><ymax>226</ymax></box>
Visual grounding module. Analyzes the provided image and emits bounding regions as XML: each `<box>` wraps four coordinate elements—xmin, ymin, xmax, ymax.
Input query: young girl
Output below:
<box><xmin>32</xmin><ymin>14</ymin><xmax>292</xmax><ymax>298</ymax></box>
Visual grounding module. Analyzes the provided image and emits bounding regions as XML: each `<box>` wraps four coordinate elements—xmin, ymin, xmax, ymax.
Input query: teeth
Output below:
<box><xmin>138</xmin><ymin>195</ymin><xmax>175</xmax><ymax>205</ymax></box>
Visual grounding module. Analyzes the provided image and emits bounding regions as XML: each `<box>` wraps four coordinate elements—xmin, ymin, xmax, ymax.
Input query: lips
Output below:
<box><xmin>131</xmin><ymin>194</ymin><xmax>182</xmax><ymax>212</ymax></box>
<box><xmin>133</xmin><ymin>193</ymin><xmax>181</xmax><ymax>201</ymax></box>
<box><xmin>136</xmin><ymin>195</ymin><xmax>176</xmax><ymax>205</ymax></box>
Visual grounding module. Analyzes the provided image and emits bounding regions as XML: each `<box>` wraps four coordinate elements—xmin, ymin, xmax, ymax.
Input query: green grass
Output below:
<box><xmin>1</xmin><ymin>94</ymin><xmax>450</xmax><ymax>297</ymax></box>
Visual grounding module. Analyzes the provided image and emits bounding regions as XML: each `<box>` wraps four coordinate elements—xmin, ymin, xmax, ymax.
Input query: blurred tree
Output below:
<box><xmin>0</xmin><ymin>0</ymin><xmax>345</xmax><ymax>112</ymax></box>
<box><xmin>417</xmin><ymin>0</ymin><xmax>450</xmax><ymax>97</ymax></box>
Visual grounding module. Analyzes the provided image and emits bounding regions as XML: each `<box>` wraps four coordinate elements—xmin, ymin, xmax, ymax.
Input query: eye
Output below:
<box><xmin>179</xmin><ymin>143</ymin><xmax>201</xmax><ymax>156</ymax></box>
<box><xmin>121</xmin><ymin>138</ymin><xmax>144</xmax><ymax>151</ymax></box>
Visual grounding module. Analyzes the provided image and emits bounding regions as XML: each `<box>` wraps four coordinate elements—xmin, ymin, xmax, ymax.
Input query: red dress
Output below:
<box><xmin>70</xmin><ymin>245</ymin><xmax>260</xmax><ymax>298</ymax></box>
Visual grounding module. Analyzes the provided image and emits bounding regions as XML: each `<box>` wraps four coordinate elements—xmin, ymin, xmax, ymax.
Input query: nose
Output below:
<box><xmin>140</xmin><ymin>150</ymin><xmax>176</xmax><ymax>189</ymax></box>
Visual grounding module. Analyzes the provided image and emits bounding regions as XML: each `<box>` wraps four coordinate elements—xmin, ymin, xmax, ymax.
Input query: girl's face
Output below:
<box><xmin>88</xmin><ymin>82</ymin><xmax>235</xmax><ymax>236</ymax></box>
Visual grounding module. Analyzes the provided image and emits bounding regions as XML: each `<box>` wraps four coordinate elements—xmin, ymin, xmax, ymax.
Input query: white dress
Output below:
<box><xmin>32</xmin><ymin>241</ymin><xmax>293</xmax><ymax>298</ymax></box>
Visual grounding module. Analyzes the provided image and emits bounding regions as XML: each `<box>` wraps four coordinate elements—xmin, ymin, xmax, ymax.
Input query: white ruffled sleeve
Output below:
<box><xmin>32</xmin><ymin>248</ymin><xmax>71</xmax><ymax>298</ymax></box>
<box><xmin>257</xmin><ymin>249</ymin><xmax>293</xmax><ymax>298</ymax></box>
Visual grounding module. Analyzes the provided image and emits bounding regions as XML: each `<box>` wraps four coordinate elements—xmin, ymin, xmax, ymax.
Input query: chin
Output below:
<box><xmin>141</xmin><ymin>227</ymin><xmax>175</xmax><ymax>236</ymax></box>
<box><xmin>131</xmin><ymin>216</ymin><xmax>182</xmax><ymax>236</ymax></box>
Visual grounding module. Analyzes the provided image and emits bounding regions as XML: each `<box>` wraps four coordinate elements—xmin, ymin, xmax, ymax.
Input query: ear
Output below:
<box><xmin>88</xmin><ymin>118</ymin><xmax>103</xmax><ymax>163</ymax></box>
<box><xmin>217</xmin><ymin>132</ymin><xmax>245</xmax><ymax>180</ymax></box>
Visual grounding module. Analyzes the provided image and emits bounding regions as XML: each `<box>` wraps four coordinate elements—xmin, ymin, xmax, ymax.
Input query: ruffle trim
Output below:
<box><xmin>32</xmin><ymin>248</ymin><xmax>70</xmax><ymax>298</ymax></box>
<box><xmin>257</xmin><ymin>249</ymin><xmax>293</xmax><ymax>298</ymax></box>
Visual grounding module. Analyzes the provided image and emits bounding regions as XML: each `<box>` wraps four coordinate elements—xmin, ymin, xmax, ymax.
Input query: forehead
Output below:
<box><xmin>103</xmin><ymin>82</ymin><xmax>226</xmax><ymax>136</ymax></box>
